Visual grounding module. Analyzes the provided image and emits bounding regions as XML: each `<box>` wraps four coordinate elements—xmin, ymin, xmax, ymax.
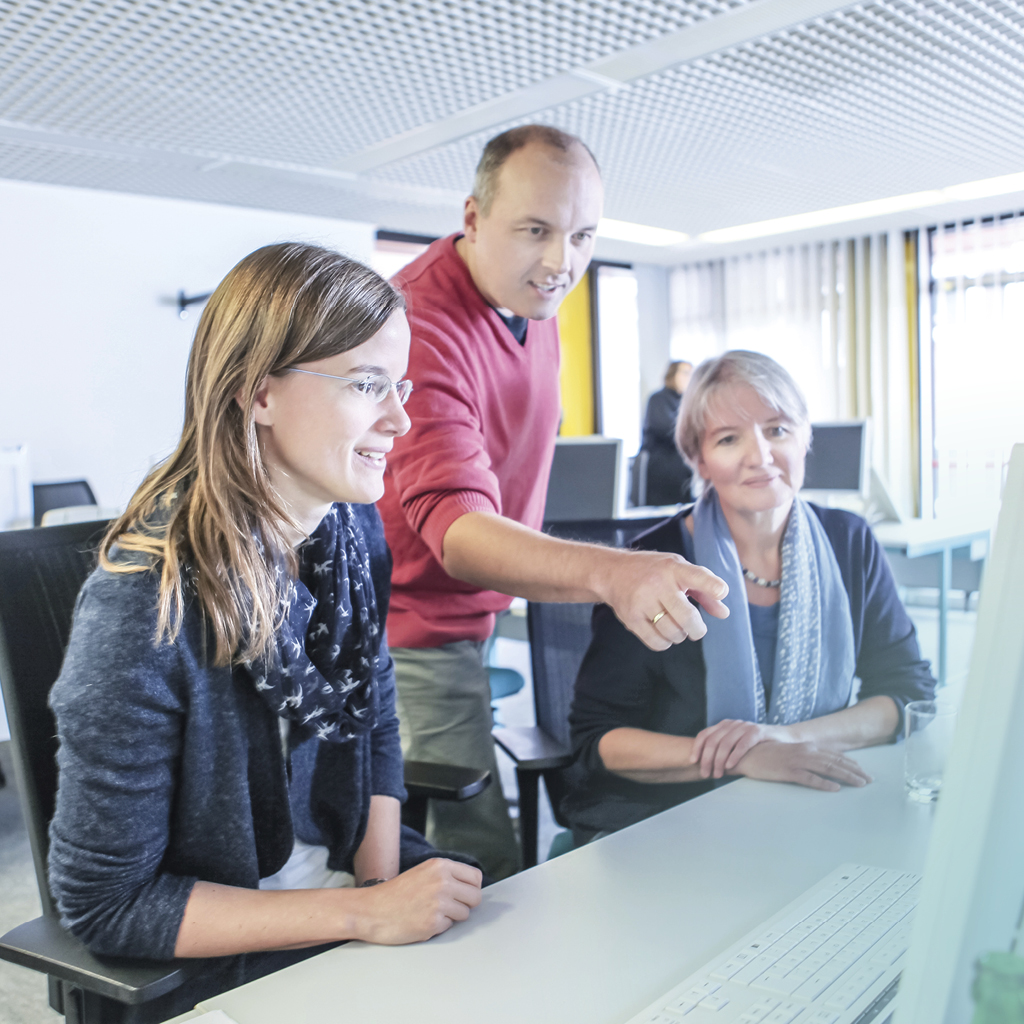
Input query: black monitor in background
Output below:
<box><xmin>543</xmin><ymin>437</ymin><xmax>622</xmax><ymax>523</ymax></box>
<box><xmin>801</xmin><ymin>421</ymin><xmax>869</xmax><ymax>495</ymax></box>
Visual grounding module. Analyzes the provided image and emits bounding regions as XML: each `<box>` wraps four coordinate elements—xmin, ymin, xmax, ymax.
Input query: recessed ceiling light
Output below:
<box><xmin>698</xmin><ymin>171</ymin><xmax>1024</xmax><ymax>245</ymax></box>
<box><xmin>598</xmin><ymin>218</ymin><xmax>689</xmax><ymax>246</ymax></box>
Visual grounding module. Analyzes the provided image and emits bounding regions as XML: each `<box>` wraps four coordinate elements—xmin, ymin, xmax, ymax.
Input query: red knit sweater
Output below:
<box><xmin>379</xmin><ymin>234</ymin><xmax>561</xmax><ymax>648</ymax></box>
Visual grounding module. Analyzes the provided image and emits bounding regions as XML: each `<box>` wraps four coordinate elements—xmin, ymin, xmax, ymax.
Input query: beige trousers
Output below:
<box><xmin>392</xmin><ymin>641</ymin><xmax>522</xmax><ymax>880</ymax></box>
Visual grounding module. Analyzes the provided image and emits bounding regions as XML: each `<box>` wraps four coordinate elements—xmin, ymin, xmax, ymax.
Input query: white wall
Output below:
<box><xmin>0</xmin><ymin>180</ymin><xmax>374</xmax><ymax>514</ymax></box>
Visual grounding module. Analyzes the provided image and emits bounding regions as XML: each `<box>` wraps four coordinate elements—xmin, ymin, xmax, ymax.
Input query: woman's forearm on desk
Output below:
<box><xmin>782</xmin><ymin>695</ymin><xmax>900</xmax><ymax>751</ymax></box>
<box><xmin>598</xmin><ymin>727</ymin><xmax>705</xmax><ymax>783</ymax></box>
<box><xmin>352</xmin><ymin>795</ymin><xmax>401</xmax><ymax>885</ymax></box>
<box><xmin>174</xmin><ymin>855</ymin><xmax>484</xmax><ymax>957</ymax></box>
<box><xmin>173</xmin><ymin>881</ymin><xmax>367</xmax><ymax>957</ymax></box>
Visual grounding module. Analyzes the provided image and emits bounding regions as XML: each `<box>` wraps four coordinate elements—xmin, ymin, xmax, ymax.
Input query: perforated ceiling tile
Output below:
<box><xmin>372</xmin><ymin>0</ymin><xmax>1024</xmax><ymax>233</ymax></box>
<box><xmin>0</xmin><ymin>0</ymin><xmax>753</xmax><ymax>164</ymax></box>
<box><xmin>2</xmin><ymin>0</ymin><xmax>1024</xmax><ymax>237</ymax></box>
<box><xmin>0</xmin><ymin>135</ymin><xmax>465</xmax><ymax>232</ymax></box>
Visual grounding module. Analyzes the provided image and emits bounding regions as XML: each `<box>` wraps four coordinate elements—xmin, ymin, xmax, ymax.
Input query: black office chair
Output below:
<box><xmin>0</xmin><ymin>521</ymin><xmax>192</xmax><ymax>1024</ymax></box>
<box><xmin>492</xmin><ymin>601</ymin><xmax>595</xmax><ymax>868</ymax></box>
<box><xmin>0</xmin><ymin>522</ymin><xmax>488</xmax><ymax>1022</ymax></box>
<box><xmin>32</xmin><ymin>480</ymin><xmax>97</xmax><ymax>527</ymax></box>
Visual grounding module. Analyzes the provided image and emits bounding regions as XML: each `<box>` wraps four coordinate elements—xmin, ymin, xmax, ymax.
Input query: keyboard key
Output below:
<box><xmin>824</xmin><ymin>966</ymin><xmax>884</xmax><ymax>1011</ymax></box>
<box><xmin>762</xmin><ymin>1002</ymin><xmax>805</xmax><ymax>1024</ymax></box>
<box><xmin>774</xmin><ymin>954</ymin><xmax>807</xmax><ymax>974</ymax></box>
<box><xmin>665</xmin><ymin>996</ymin><xmax>697</xmax><ymax>1014</ymax></box>
<box><xmin>752</xmin><ymin>970</ymin><xmax>803</xmax><ymax>995</ymax></box>
<box><xmin>682</xmin><ymin>980</ymin><xmax>720</xmax><ymax>1001</ymax></box>
<box><xmin>804</xmin><ymin>1012</ymin><xmax>840</xmax><ymax>1024</ymax></box>
<box><xmin>737</xmin><ymin>998</ymin><xmax>782</xmax><ymax>1023</ymax></box>
<box><xmin>698</xmin><ymin>993</ymin><xmax>730</xmax><ymax>1011</ymax></box>
<box><xmin>710</xmin><ymin>957</ymin><xmax>748</xmax><ymax>981</ymax></box>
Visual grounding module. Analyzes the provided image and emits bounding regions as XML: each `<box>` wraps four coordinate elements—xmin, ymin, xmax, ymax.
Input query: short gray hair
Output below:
<box><xmin>472</xmin><ymin>125</ymin><xmax>600</xmax><ymax>216</ymax></box>
<box><xmin>676</xmin><ymin>350</ymin><xmax>810</xmax><ymax>463</ymax></box>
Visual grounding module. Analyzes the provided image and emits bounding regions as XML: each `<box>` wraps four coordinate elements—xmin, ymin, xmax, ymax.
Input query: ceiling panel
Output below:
<box><xmin>373</xmin><ymin>0</ymin><xmax>1024</xmax><ymax>232</ymax></box>
<box><xmin>1</xmin><ymin>0</ymin><xmax>1023</xmax><ymax>242</ymax></box>
<box><xmin>0</xmin><ymin>0</ymin><xmax>749</xmax><ymax>162</ymax></box>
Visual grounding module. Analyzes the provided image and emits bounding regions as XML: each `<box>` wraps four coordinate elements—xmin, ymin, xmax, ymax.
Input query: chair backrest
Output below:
<box><xmin>32</xmin><ymin>481</ymin><xmax>97</xmax><ymax>527</ymax></box>
<box><xmin>0</xmin><ymin>521</ymin><xmax>110</xmax><ymax>912</ymax></box>
<box><xmin>526</xmin><ymin>601</ymin><xmax>596</xmax><ymax>749</ymax></box>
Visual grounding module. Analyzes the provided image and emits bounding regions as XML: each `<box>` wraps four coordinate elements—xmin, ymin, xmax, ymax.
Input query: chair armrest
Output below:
<box><xmin>403</xmin><ymin>761</ymin><xmax>491</xmax><ymax>802</ymax></box>
<box><xmin>492</xmin><ymin>726</ymin><xmax>572</xmax><ymax>771</ymax></box>
<box><xmin>0</xmin><ymin>915</ymin><xmax>188</xmax><ymax>1005</ymax></box>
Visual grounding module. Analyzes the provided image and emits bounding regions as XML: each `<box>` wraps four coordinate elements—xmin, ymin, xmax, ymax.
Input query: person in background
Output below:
<box><xmin>378</xmin><ymin>125</ymin><xmax>728</xmax><ymax>879</ymax></box>
<box><xmin>48</xmin><ymin>244</ymin><xmax>482</xmax><ymax>1014</ymax></box>
<box><xmin>634</xmin><ymin>359</ymin><xmax>695</xmax><ymax>506</ymax></box>
<box><xmin>564</xmin><ymin>350</ymin><xmax>935</xmax><ymax>842</ymax></box>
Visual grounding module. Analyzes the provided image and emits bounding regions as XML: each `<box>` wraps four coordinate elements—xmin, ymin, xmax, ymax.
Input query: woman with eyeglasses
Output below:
<box><xmin>47</xmin><ymin>243</ymin><xmax>482</xmax><ymax>1009</ymax></box>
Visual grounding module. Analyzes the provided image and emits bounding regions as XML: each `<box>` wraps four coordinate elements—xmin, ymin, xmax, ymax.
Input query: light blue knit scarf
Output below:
<box><xmin>692</xmin><ymin>488</ymin><xmax>856</xmax><ymax>726</ymax></box>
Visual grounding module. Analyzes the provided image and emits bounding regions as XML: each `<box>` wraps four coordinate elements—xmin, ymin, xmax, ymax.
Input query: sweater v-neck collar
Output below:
<box><xmin>447</xmin><ymin>234</ymin><xmax>534</xmax><ymax>351</ymax></box>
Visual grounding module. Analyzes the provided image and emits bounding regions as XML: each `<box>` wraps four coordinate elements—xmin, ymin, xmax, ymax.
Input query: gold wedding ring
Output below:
<box><xmin>651</xmin><ymin>610</ymin><xmax>667</xmax><ymax>627</ymax></box>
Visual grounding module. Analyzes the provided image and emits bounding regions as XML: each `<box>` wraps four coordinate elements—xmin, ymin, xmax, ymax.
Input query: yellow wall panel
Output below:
<box><xmin>556</xmin><ymin>273</ymin><xmax>595</xmax><ymax>436</ymax></box>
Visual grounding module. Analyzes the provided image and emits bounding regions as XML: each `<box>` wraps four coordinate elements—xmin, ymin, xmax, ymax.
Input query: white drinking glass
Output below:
<box><xmin>905</xmin><ymin>699</ymin><xmax>958</xmax><ymax>802</ymax></box>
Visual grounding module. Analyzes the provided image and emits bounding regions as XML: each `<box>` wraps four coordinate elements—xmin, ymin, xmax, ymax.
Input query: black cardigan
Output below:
<box><xmin>563</xmin><ymin>505</ymin><xmax>936</xmax><ymax>836</ymax></box>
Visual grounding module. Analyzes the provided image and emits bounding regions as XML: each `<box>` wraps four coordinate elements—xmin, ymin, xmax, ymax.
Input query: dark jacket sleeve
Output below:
<box><xmin>47</xmin><ymin>569</ymin><xmax>197</xmax><ymax>960</ymax></box>
<box><xmin>827</xmin><ymin>511</ymin><xmax>936</xmax><ymax>730</ymax></box>
<box><xmin>370</xmin><ymin>636</ymin><xmax>407</xmax><ymax>801</ymax></box>
<box><xmin>570</xmin><ymin>604</ymin><xmax>666</xmax><ymax>773</ymax></box>
<box><xmin>354</xmin><ymin>502</ymin><xmax>406</xmax><ymax>801</ymax></box>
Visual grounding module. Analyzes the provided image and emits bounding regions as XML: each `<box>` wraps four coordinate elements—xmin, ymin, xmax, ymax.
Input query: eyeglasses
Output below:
<box><xmin>287</xmin><ymin>368</ymin><xmax>414</xmax><ymax>405</ymax></box>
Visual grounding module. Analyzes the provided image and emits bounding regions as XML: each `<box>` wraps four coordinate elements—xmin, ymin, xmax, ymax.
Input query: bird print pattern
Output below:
<box><xmin>242</xmin><ymin>504</ymin><xmax>379</xmax><ymax>743</ymax></box>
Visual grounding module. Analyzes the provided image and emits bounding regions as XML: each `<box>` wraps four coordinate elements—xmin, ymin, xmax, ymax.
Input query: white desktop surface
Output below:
<box><xmin>871</xmin><ymin>518</ymin><xmax>990</xmax><ymax>559</ymax></box>
<box><xmin>185</xmin><ymin>745</ymin><xmax>933</xmax><ymax>1024</ymax></box>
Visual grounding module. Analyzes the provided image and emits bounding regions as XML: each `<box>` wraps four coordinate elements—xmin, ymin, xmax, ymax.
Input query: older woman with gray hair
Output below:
<box><xmin>563</xmin><ymin>350</ymin><xmax>935</xmax><ymax>841</ymax></box>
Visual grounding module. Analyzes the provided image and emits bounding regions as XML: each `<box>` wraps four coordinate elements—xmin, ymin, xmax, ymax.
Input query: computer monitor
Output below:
<box><xmin>801</xmin><ymin>421</ymin><xmax>870</xmax><ymax>498</ymax></box>
<box><xmin>894</xmin><ymin>442</ymin><xmax>1024</xmax><ymax>1023</ymax></box>
<box><xmin>543</xmin><ymin>436</ymin><xmax>623</xmax><ymax>523</ymax></box>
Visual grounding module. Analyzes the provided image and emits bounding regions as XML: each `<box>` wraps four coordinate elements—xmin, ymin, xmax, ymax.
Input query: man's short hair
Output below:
<box><xmin>472</xmin><ymin>125</ymin><xmax>600</xmax><ymax>216</ymax></box>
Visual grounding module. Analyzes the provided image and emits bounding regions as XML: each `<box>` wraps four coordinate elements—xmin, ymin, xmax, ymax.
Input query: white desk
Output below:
<box><xmin>872</xmin><ymin>518</ymin><xmax>990</xmax><ymax>685</ymax></box>
<box><xmin>178</xmin><ymin>746</ymin><xmax>933</xmax><ymax>1024</ymax></box>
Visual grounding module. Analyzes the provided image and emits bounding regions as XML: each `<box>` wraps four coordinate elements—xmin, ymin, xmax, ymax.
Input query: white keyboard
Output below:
<box><xmin>625</xmin><ymin>864</ymin><xmax>920</xmax><ymax>1024</ymax></box>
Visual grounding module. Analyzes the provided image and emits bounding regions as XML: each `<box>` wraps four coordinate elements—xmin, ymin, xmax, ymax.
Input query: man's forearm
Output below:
<box><xmin>441</xmin><ymin>510</ymin><xmax>617</xmax><ymax>602</ymax></box>
<box><xmin>440</xmin><ymin>510</ymin><xmax>728</xmax><ymax>651</ymax></box>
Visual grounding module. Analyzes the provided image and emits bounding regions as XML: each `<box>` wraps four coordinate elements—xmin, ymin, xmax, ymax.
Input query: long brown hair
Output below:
<box><xmin>102</xmin><ymin>242</ymin><xmax>405</xmax><ymax>666</ymax></box>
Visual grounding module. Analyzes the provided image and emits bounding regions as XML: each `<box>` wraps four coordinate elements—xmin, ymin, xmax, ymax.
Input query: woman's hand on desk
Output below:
<box><xmin>690</xmin><ymin>720</ymin><xmax>794</xmax><ymax>779</ymax></box>
<box><xmin>353</xmin><ymin>858</ymin><xmax>483</xmax><ymax>945</ymax></box>
<box><xmin>732</xmin><ymin>741</ymin><xmax>872</xmax><ymax>792</ymax></box>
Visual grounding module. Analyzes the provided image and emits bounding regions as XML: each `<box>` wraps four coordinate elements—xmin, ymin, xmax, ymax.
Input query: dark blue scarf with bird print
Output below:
<box><xmin>243</xmin><ymin>503</ymin><xmax>380</xmax><ymax>743</ymax></box>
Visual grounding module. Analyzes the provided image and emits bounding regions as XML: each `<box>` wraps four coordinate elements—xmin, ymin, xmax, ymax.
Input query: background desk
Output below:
<box><xmin>872</xmin><ymin>519</ymin><xmax>990</xmax><ymax>686</ymax></box>
<box><xmin>176</xmin><ymin>746</ymin><xmax>933</xmax><ymax>1024</ymax></box>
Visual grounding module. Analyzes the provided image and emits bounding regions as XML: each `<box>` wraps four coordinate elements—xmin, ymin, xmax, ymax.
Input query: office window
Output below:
<box><xmin>670</xmin><ymin>244</ymin><xmax>860</xmax><ymax>424</ymax></box>
<box><xmin>595</xmin><ymin>264</ymin><xmax>641</xmax><ymax>457</ymax></box>
<box><xmin>670</xmin><ymin>236</ymin><xmax>920</xmax><ymax>516</ymax></box>
<box><xmin>927</xmin><ymin>214</ymin><xmax>1024</xmax><ymax>519</ymax></box>
<box><xmin>370</xmin><ymin>232</ymin><xmax>431</xmax><ymax>280</ymax></box>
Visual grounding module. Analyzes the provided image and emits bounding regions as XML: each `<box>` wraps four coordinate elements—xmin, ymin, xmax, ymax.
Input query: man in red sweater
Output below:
<box><xmin>379</xmin><ymin>125</ymin><xmax>727</xmax><ymax>879</ymax></box>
